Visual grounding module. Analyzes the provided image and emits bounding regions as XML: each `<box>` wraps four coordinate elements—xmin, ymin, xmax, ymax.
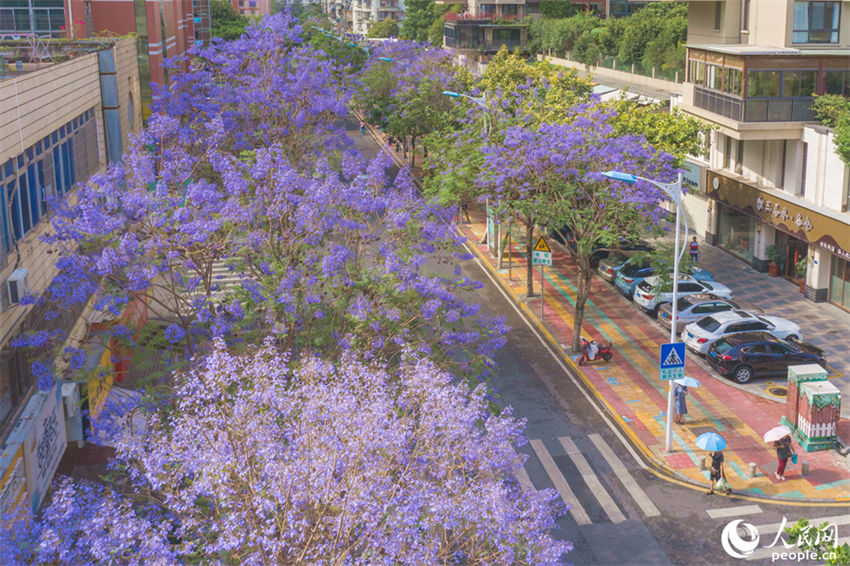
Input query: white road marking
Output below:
<box><xmin>755</xmin><ymin>513</ymin><xmax>850</xmax><ymax>533</ymax></box>
<box><xmin>559</xmin><ymin>436</ymin><xmax>626</xmax><ymax>523</ymax></box>
<box><xmin>465</xmin><ymin>244</ymin><xmax>648</xmax><ymax>470</ymax></box>
<box><xmin>530</xmin><ymin>438</ymin><xmax>592</xmax><ymax>526</ymax></box>
<box><xmin>706</xmin><ymin>504</ymin><xmax>763</xmax><ymax>519</ymax></box>
<box><xmin>516</xmin><ymin>466</ymin><xmax>534</xmax><ymax>491</ymax></box>
<box><xmin>589</xmin><ymin>433</ymin><xmax>660</xmax><ymax>518</ymax></box>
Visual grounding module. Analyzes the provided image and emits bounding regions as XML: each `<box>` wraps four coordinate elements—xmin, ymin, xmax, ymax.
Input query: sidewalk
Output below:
<box><xmin>361</xmin><ymin>117</ymin><xmax>850</xmax><ymax>503</ymax></box>
<box><xmin>457</xmin><ymin>210</ymin><xmax>850</xmax><ymax>502</ymax></box>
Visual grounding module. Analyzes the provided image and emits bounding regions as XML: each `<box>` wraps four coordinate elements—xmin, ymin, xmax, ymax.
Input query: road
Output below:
<box><xmin>348</xmin><ymin>117</ymin><xmax>847</xmax><ymax>566</ymax></box>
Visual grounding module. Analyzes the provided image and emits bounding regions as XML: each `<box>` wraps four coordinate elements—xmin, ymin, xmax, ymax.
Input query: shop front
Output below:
<box><xmin>707</xmin><ymin>171</ymin><xmax>850</xmax><ymax>303</ymax></box>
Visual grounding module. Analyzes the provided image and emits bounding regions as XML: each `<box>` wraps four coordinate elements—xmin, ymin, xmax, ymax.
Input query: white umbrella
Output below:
<box><xmin>763</xmin><ymin>425</ymin><xmax>792</xmax><ymax>443</ymax></box>
<box><xmin>674</xmin><ymin>376</ymin><xmax>701</xmax><ymax>388</ymax></box>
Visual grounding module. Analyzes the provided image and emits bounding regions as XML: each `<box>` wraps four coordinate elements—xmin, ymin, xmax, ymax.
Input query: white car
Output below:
<box><xmin>682</xmin><ymin>310</ymin><xmax>803</xmax><ymax>354</ymax></box>
<box><xmin>633</xmin><ymin>274</ymin><xmax>733</xmax><ymax>315</ymax></box>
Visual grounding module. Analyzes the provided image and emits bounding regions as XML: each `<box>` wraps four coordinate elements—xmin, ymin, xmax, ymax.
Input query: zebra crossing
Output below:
<box><xmin>519</xmin><ymin>434</ymin><xmax>659</xmax><ymax>526</ymax></box>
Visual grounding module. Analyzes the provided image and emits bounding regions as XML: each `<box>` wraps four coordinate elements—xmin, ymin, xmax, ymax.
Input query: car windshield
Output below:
<box><xmin>696</xmin><ymin>317</ymin><xmax>721</xmax><ymax>332</ymax></box>
<box><xmin>621</xmin><ymin>260</ymin><xmax>649</xmax><ymax>276</ymax></box>
<box><xmin>713</xmin><ymin>340</ymin><xmax>733</xmax><ymax>354</ymax></box>
<box><xmin>755</xmin><ymin>315</ymin><xmax>772</xmax><ymax>325</ymax></box>
<box><xmin>677</xmin><ymin>298</ymin><xmax>694</xmax><ymax>311</ymax></box>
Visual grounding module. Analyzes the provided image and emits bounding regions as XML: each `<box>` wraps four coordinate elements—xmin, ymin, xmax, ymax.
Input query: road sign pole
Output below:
<box><xmin>540</xmin><ymin>265</ymin><xmax>544</xmax><ymax>322</ymax></box>
<box><xmin>666</xmin><ymin>191</ymin><xmax>682</xmax><ymax>453</ymax></box>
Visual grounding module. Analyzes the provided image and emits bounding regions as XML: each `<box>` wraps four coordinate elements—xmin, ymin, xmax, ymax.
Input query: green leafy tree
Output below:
<box><xmin>812</xmin><ymin>95</ymin><xmax>850</xmax><ymax>167</ymax></box>
<box><xmin>367</xmin><ymin>19</ymin><xmax>400</xmax><ymax>38</ymax></box>
<box><xmin>786</xmin><ymin>519</ymin><xmax>850</xmax><ymax>566</ymax></box>
<box><xmin>401</xmin><ymin>0</ymin><xmax>437</xmax><ymax>42</ymax></box>
<box><xmin>210</xmin><ymin>0</ymin><xmax>249</xmax><ymax>41</ymax></box>
<box><xmin>540</xmin><ymin>0</ymin><xmax>576</xmax><ymax>18</ymax></box>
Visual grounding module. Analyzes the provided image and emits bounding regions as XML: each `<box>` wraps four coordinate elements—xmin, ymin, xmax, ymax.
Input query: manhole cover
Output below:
<box><xmin>767</xmin><ymin>386</ymin><xmax>787</xmax><ymax>397</ymax></box>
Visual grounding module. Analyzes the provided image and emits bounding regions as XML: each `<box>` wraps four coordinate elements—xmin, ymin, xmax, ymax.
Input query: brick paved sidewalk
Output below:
<box><xmin>457</xmin><ymin>210</ymin><xmax>850</xmax><ymax>502</ymax></box>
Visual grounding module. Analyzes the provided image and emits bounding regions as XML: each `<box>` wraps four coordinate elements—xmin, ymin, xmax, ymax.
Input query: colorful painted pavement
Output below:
<box><xmin>456</xmin><ymin>212</ymin><xmax>850</xmax><ymax>502</ymax></box>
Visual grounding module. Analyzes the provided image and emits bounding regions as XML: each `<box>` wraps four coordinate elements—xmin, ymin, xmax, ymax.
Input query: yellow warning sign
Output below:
<box><xmin>534</xmin><ymin>237</ymin><xmax>551</xmax><ymax>253</ymax></box>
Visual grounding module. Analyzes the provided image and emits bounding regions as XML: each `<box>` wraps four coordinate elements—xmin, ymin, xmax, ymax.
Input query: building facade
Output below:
<box><xmin>673</xmin><ymin>0</ymin><xmax>850</xmax><ymax>310</ymax></box>
<box><xmin>231</xmin><ymin>0</ymin><xmax>273</xmax><ymax>17</ymax></box>
<box><xmin>0</xmin><ymin>36</ymin><xmax>141</xmax><ymax>515</ymax></box>
<box><xmin>322</xmin><ymin>0</ymin><xmax>404</xmax><ymax>35</ymax></box>
<box><xmin>440</xmin><ymin>0</ymin><xmax>530</xmax><ymax>59</ymax></box>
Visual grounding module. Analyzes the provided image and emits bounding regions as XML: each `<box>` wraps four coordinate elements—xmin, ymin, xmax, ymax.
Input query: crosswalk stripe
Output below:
<box><xmin>530</xmin><ymin>439</ymin><xmax>592</xmax><ymax>526</ymax></box>
<box><xmin>516</xmin><ymin>466</ymin><xmax>534</xmax><ymax>491</ymax></box>
<box><xmin>559</xmin><ymin>436</ymin><xmax>626</xmax><ymax>524</ymax></box>
<box><xmin>706</xmin><ymin>504</ymin><xmax>763</xmax><ymax>519</ymax></box>
<box><xmin>589</xmin><ymin>433</ymin><xmax>660</xmax><ymax>518</ymax></box>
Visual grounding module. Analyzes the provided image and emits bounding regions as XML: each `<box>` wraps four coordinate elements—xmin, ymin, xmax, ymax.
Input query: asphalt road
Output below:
<box><xmin>348</xmin><ymin>117</ymin><xmax>848</xmax><ymax>566</ymax></box>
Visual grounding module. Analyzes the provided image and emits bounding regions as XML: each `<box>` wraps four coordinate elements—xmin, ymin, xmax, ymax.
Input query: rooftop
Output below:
<box><xmin>687</xmin><ymin>43</ymin><xmax>850</xmax><ymax>56</ymax></box>
<box><xmin>0</xmin><ymin>36</ymin><xmax>120</xmax><ymax>81</ymax></box>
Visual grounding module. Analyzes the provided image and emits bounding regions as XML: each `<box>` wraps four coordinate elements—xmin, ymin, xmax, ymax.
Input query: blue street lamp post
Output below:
<box><xmin>603</xmin><ymin>170</ymin><xmax>686</xmax><ymax>453</ymax></box>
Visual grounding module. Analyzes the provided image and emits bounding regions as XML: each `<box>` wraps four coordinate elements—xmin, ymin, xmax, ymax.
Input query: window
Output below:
<box><xmin>747</xmin><ymin>70</ymin><xmax>781</xmax><ymax>97</ymax></box>
<box><xmin>689</xmin><ymin>60</ymin><xmax>705</xmax><ymax>85</ymax></box>
<box><xmin>736</xmin><ymin>140</ymin><xmax>744</xmax><ymax>174</ymax></box>
<box><xmin>801</xmin><ymin>142</ymin><xmax>808</xmax><ymax>196</ymax></box>
<box><xmin>783</xmin><ymin>70</ymin><xmax>817</xmax><ymax>96</ymax></box>
<box><xmin>706</xmin><ymin>64</ymin><xmax>721</xmax><ymax>90</ymax></box>
<box><xmin>742</xmin><ymin>0</ymin><xmax>751</xmax><ymax>31</ymax></box>
<box><xmin>724</xmin><ymin>135</ymin><xmax>732</xmax><ymax>169</ymax></box>
<box><xmin>714</xmin><ymin>1</ymin><xmax>722</xmax><ymax>30</ymax></box>
<box><xmin>723</xmin><ymin>67</ymin><xmax>743</xmax><ymax>96</ymax></box>
<box><xmin>793</xmin><ymin>2</ymin><xmax>840</xmax><ymax>43</ymax></box>
<box><xmin>826</xmin><ymin>70</ymin><xmax>850</xmax><ymax>97</ymax></box>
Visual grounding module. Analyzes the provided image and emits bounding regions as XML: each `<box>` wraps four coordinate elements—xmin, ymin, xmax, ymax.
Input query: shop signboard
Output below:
<box><xmin>21</xmin><ymin>381</ymin><xmax>66</xmax><ymax>513</ymax></box>
<box><xmin>706</xmin><ymin>171</ymin><xmax>850</xmax><ymax>260</ymax></box>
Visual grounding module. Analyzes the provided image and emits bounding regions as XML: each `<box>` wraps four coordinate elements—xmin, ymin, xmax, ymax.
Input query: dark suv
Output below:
<box><xmin>706</xmin><ymin>332</ymin><xmax>826</xmax><ymax>384</ymax></box>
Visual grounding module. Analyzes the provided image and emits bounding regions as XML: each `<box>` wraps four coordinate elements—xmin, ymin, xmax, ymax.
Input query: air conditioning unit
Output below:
<box><xmin>6</xmin><ymin>268</ymin><xmax>29</xmax><ymax>305</ymax></box>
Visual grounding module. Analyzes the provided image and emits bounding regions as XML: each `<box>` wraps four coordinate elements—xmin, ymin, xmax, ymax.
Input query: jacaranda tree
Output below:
<box><xmin>477</xmin><ymin>101</ymin><xmax>678</xmax><ymax>351</ymax></box>
<box><xmin>2</xmin><ymin>340</ymin><xmax>573</xmax><ymax>565</ymax></box>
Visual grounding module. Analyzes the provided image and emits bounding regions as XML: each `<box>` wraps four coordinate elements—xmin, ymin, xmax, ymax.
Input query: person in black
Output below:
<box><xmin>707</xmin><ymin>450</ymin><xmax>731</xmax><ymax>495</ymax></box>
<box><xmin>774</xmin><ymin>435</ymin><xmax>793</xmax><ymax>480</ymax></box>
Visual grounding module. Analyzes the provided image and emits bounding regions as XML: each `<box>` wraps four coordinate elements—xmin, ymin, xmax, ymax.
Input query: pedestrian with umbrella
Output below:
<box><xmin>673</xmin><ymin>377</ymin><xmax>699</xmax><ymax>425</ymax></box>
<box><xmin>696</xmin><ymin>432</ymin><xmax>732</xmax><ymax>495</ymax></box>
<box><xmin>764</xmin><ymin>425</ymin><xmax>795</xmax><ymax>481</ymax></box>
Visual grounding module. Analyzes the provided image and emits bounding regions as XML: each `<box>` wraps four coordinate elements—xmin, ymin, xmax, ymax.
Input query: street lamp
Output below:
<box><xmin>603</xmin><ymin>170</ymin><xmax>687</xmax><ymax>453</ymax></box>
<box><xmin>347</xmin><ymin>42</ymin><xmax>391</xmax><ymax>62</ymax></box>
<box><xmin>442</xmin><ymin>91</ymin><xmax>497</xmax><ymax>255</ymax></box>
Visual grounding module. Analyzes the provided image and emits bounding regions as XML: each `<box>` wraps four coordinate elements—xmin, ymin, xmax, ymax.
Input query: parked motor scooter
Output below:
<box><xmin>578</xmin><ymin>337</ymin><xmax>613</xmax><ymax>365</ymax></box>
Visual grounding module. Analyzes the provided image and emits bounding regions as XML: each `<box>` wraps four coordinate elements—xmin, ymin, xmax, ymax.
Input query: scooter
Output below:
<box><xmin>578</xmin><ymin>337</ymin><xmax>613</xmax><ymax>365</ymax></box>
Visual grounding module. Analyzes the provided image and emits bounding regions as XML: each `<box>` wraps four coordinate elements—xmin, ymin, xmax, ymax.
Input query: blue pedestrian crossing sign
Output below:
<box><xmin>659</xmin><ymin>342</ymin><xmax>685</xmax><ymax>381</ymax></box>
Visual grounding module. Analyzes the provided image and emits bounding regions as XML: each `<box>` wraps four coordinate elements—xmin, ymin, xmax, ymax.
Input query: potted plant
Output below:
<box><xmin>765</xmin><ymin>245</ymin><xmax>785</xmax><ymax>277</ymax></box>
<box><xmin>796</xmin><ymin>257</ymin><xmax>808</xmax><ymax>293</ymax></box>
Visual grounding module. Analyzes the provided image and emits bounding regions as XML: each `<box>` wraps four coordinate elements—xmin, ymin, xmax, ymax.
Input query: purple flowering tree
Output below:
<box><xmin>478</xmin><ymin>101</ymin><xmax>677</xmax><ymax>351</ymax></box>
<box><xmin>2</xmin><ymin>340</ymin><xmax>572</xmax><ymax>565</ymax></box>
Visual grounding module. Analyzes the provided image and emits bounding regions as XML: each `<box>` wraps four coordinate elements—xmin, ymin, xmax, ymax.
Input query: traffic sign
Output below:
<box><xmin>659</xmin><ymin>342</ymin><xmax>685</xmax><ymax>381</ymax></box>
<box><xmin>532</xmin><ymin>237</ymin><xmax>552</xmax><ymax>266</ymax></box>
<box><xmin>534</xmin><ymin>237</ymin><xmax>551</xmax><ymax>252</ymax></box>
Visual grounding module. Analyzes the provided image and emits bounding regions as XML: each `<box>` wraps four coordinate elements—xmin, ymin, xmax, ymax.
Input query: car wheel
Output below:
<box><xmin>578</xmin><ymin>357</ymin><xmax>585</xmax><ymax>366</ymax></box>
<box><xmin>786</xmin><ymin>335</ymin><xmax>798</xmax><ymax>342</ymax></box>
<box><xmin>603</xmin><ymin>352</ymin><xmax>612</xmax><ymax>361</ymax></box>
<box><xmin>733</xmin><ymin>365</ymin><xmax>753</xmax><ymax>384</ymax></box>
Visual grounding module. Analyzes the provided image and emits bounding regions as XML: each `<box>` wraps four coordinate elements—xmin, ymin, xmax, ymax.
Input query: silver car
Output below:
<box><xmin>658</xmin><ymin>294</ymin><xmax>739</xmax><ymax>335</ymax></box>
<box><xmin>597</xmin><ymin>251</ymin><xmax>637</xmax><ymax>282</ymax></box>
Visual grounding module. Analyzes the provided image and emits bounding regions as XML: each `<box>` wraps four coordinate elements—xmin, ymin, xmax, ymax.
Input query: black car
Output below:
<box><xmin>549</xmin><ymin>227</ymin><xmax>654</xmax><ymax>268</ymax></box>
<box><xmin>706</xmin><ymin>332</ymin><xmax>826</xmax><ymax>384</ymax></box>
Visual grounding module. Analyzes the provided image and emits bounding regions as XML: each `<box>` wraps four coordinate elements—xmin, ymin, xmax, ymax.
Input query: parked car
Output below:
<box><xmin>682</xmin><ymin>310</ymin><xmax>803</xmax><ymax>355</ymax></box>
<box><xmin>597</xmin><ymin>251</ymin><xmax>637</xmax><ymax>282</ymax></box>
<box><xmin>614</xmin><ymin>257</ymin><xmax>655</xmax><ymax>299</ymax></box>
<box><xmin>549</xmin><ymin>227</ymin><xmax>654</xmax><ymax>268</ymax></box>
<box><xmin>706</xmin><ymin>332</ymin><xmax>826</xmax><ymax>384</ymax></box>
<box><xmin>634</xmin><ymin>275</ymin><xmax>733</xmax><ymax>315</ymax></box>
<box><xmin>658</xmin><ymin>294</ymin><xmax>740</xmax><ymax>335</ymax></box>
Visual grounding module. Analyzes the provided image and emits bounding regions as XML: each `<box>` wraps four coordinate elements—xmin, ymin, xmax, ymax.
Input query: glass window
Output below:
<box><xmin>706</xmin><ymin>64</ymin><xmax>721</xmax><ymax>90</ymax></box>
<box><xmin>7</xmin><ymin>182</ymin><xmax>21</xmax><ymax>241</ymax></box>
<box><xmin>793</xmin><ymin>2</ymin><xmax>840</xmax><ymax>43</ymax></box>
<box><xmin>714</xmin><ymin>1</ymin><xmax>722</xmax><ymax>29</ymax></box>
<box><xmin>783</xmin><ymin>70</ymin><xmax>817</xmax><ymax>96</ymax></box>
<box><xmin>718</xmin><ymin>204</ymin><xmax>756</xmax><ymax>262</ymax></box>
<box><xmin>830</xmin><ymin>255</ymin><xmax>850</xmax><ymax>311</ymax></box>
<box><xmin>723</xmin><ymin>68</ymin><xmax>743</xmax><ymax>96</ymax></box>
<box><xmin>689</xmin><ymin>60</ymin><xmax>705</xmax><ymax>85</ymax></box>
<box><xmin>825</xmin><ymin>70</ymin><xmax>850</xmax><ymax>96</ymax></box>
<box><xmin>747</xmin><ymin>71</ymin><xmax>781</xmax><ymax>97</ymax></box>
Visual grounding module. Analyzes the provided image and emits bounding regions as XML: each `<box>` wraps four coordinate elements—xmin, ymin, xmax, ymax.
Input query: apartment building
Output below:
<box><xmin>322</xmin><ymin>0</ymin><xmax>404</xmax><ymax>35</ymax></box>
<box><xmin>673</xmin><ymin>0</ymin><xmax>850</xmax><ymax>310</ymax></box>
<box><xmin>1</xmin><ymin>0</ymin><xmax>209</xmax><ymax>106</ymax></box>
<box><xmin>0</xmin><ymin>37</ymin><xmax>141</xmax><ymax>515</ymax></box>
<box><xmin>231</xmin><ymin>0</ymin><xmax>274</xmax><ymax>17</ymax></box>
<box><xmin>440</xmin><ymin>0</ymin><xmax>530</xmax><ymax>58</ymax></box>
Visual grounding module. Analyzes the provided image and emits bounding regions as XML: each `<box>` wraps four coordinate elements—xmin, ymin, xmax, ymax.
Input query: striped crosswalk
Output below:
<box><xmin>520</xmin><ymin>435</ymin><xmax>658</xmax><ymax>526</ymax></box>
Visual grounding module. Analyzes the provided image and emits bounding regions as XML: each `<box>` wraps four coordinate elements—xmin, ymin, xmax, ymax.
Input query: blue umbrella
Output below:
<box><xmin>695</xmin><ymin>432</ymin><xmax>726</xmax><ymax>451</ymax></box>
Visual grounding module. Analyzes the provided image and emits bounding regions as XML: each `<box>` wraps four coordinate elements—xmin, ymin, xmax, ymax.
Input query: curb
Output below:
<box><xmin>354</xmin><ymin>112</ymin><xmax>850</xmax><ymax>506</ymax></box>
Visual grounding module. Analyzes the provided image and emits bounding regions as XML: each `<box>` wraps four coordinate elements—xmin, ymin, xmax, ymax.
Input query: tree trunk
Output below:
<box><xmin>409</xmin><ymin>136</ymin><xmax>416</xmax><ymax>167</ymax></box>
<box><xmin>572</xmin><ymin>257</ymin><xmax>593</xmax><ymax>352</ymax></box>
<box><xmin>526</xmin><ymin>218</ymin><xmax>535</xmax><ymax>297</ymax></box>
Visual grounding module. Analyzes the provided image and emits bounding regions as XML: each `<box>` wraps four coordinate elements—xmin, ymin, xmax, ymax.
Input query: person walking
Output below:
<box><xmin>689</xmin><ymin>236</ymin><xmax>700</xmax><ymax>264</ymax></box>
<box><xmin>774</xmin><ymin>434</ymin><xmax>794</xmax><ymax>480</ymax></box>
<box><xmin>359</xmin><ymin>120</ymin><xmax>366</xmax><ymax>135</ymax></box>
<box><xmin>707</xmin><ymin>450</ymin><xmax>732</xmax><ymax>495</ymax></box>
<box><xmin>674</xmin><ymin>383</ymin><xmax>688</xmax><ymax>424</ymax></box>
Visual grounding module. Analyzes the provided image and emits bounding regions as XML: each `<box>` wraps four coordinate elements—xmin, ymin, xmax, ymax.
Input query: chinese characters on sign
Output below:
<box><xmin>756</xmin><ymin>197</ymin><xmax>813</xmax><ymax>231</ymax></box>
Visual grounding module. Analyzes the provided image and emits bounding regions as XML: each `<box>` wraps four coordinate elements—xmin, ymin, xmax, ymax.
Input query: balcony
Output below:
<box><xmin>693</xmin><ymin>86</ymin><xmax>815</xmax><ymax>123</ymax></box>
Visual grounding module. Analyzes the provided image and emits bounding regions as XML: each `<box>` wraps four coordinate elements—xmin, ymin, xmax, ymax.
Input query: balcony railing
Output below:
<box><xmin>693</xmin><ymin>86</ymin><xmax>815</xmax><ymax>123</ymax></box>
<box><xmin>483</xmin><ymin>39</ymin><xmax>523</xmax><ymax>51</ymax></box>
